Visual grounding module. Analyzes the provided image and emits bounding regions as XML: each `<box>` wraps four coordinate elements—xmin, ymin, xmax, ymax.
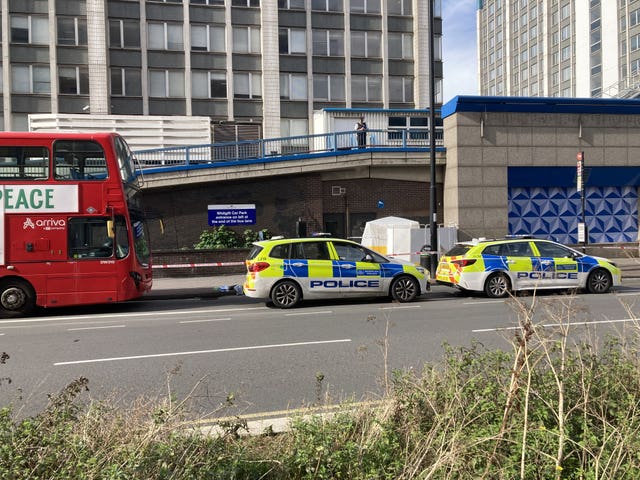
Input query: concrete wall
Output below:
<box><xmin>443</xmin><ymin>108</ymin><xmax>640</xmax><ymax>240</ymax></box>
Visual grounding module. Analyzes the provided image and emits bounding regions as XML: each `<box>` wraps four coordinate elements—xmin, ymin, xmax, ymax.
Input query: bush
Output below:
<box><xmin>193</xmin><ymin>226</ymin><xmax>270</xmax><ymax>249</ymax></box>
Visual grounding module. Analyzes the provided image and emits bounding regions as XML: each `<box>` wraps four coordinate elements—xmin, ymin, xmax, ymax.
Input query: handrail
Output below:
<box><xmin>134</xmin><ymin>128</ymin><xmax>444</xmax><ymax>169</ymax></box>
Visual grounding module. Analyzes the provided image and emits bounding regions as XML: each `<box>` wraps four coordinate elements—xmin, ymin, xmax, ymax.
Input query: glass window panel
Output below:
<box><xmin>57</xmin><ymin>17</ymin><xmax>76</xmax><ymax>45</ymax></box>
<box><xmin>234</xmin><ymin>73</ymin><xmax>250</xmax><ymax>97</ymax></box>
<box><xmin>352</xmin><ymin>76</ymin><xmax>366</xmax><ymax>101</ymax></box>
<box><xmin>111</xmin><ymin>68</ymin><xmax>123</xmax><ymax>95</ymax></box>
<box><xmin>79</xmin><ymin>68</ymin><xmax>89</xmax><ymax>94</ymax></box>
<box><xmin>290</xmin><ymin>29</ymin><xmax>306</xmax><ymax>53</ymax></box>
<box><xmin>233</xmin><ymin>27</ymin><xmax>248</xmax><ymax>53</ymax></box>
<box><xmin>191</xmin><ymin>25</ymin><xmax>207</xmax><ymax>50</ymax></box>
<box><xmin>330</xmin><ymin>75</ymin><xmax>344</xmax><ymax>100</ymax></box>
<box><xmin>148</xmin><ymin>24</ymin><xmax>165</xmax><ymax>49</ymax></box>
<box><xmin>11</xmin><ymin>65</ymin><xmax>29</xmax><ymax>93</ymax></box>
<box><xmin>367</xmin><ymin>31</ymin><xmax>381</xmax><ymax>57</ymax></box>
<box><xmin>32</xmin><ymin>17</ymin><xmax>49</xmax><ymax>44</ymax></box>
<box><xmin>125</xmin><ymin>69</ymin><xmax>142</xmax><ymax>96</ymax></box>
<box><xmin>313</xmin><ymin>30</ymin><xmax>327</xmax><ymax>55</ymax></box>
<box><xmin>329</xmin><ymin>30</ymin><xmax>343</xmax><ymax>55</ymax></box>
<box><xmin>250</xmin><ymin>27</ymin><xmax>260</xmax><ymax>53</ymax></box>
<box><xmin>192</xmin><ymin>71</ymin><xmax>208</xmax><ymax>97</ymax></box>
<box><xmin>290</xmin><ymin>75</ymin><xmax>307</xmax><ymax>99</ymax></box>
<box><xmin>313</xmin><ymin>75</ymin><xmax>328</xmax><ymax>99</ymax></box>
<box><xmin>168</xmin><ymin>70</ymin><xmax>184</xmax><ymax>96</ymax></box>
<box><xmin>211</xmin><ymin>73</ymin><xmax>226</xmax><ymax>97</ymax></box>
<box><xmin>368</xmin><ymin>76</ymin><xmax>382</xmax><ymax>101</ymax></box>
<box><xmin>167</xmin><ymin>24</ymin><xmax>183</xmax><ymax>50</ymax></box>
<box><xmin>251</xmin><ymin>73</ymin><xmax>261</xmax><ymax>98</ymax></box>
<box><xmin>210</xmin><ymin>26</ymin><xmax>225</xmax><ymax>51</ymax></box>
<box><xmin>351</xmin><ymin>31</ymin><xmax>366</xmax><ymax>57</ymax></box>
<box><xmin>78</xmin><ymin>19</ymin><xmax>87</xmax><ymax>45</ymax></box>
<box><xmin>123</xmin><ymin>21</ymin><xmax>140</xmax><ymax>47</ymax></box>
<box><xmin>109</xmin><ymin>20</ymin><xmax>121</xmax><ymax>47</ymax></box>
<box><xmin>11</xmin><ymin>16</ymin><xmax>28</xmax><ymax>43</ymax></box>
<box><xmin>33</xmin><ymin>66</ymin><xmax>50</xmax><ymax>93</ymax></box>
<box><xmin>149</xmin><ymin>70</ymin><xmax>166</xmax><ymax>96</ymax></box>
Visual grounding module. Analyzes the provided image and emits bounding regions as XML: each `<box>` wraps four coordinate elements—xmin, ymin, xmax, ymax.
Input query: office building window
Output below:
<box><xmin>149</xmin><ymin>70</ymin><xmax>185</xmax><ymax>97</ymax></box>
<box><xmin>351</xmin><ymin>0</ymin><xmax>380</xmax><ymax>14</ymax></box>
<box><xmin>57</xmin><ymin>17</ymin><xmax>87</xmax><ymax>46</ymax></box>
<box><xmin>631</xmin><ymin>59</ymin><xmax>640</xmax><ymax>76</ymax></box>
<box><xmin>351</xmin><ymin>75</ymin><xmax>382</xmax><ymax>102</ymax></box>
<box><xmin>191</xmin><ymin>24</ymin><xmax>225</xmax><ymax>52</ymax></box>
<box><xmin>311</xmin><ymin>0</ymin><xmax>343</xmax><ymax>12</ymax></box>
<box><xmin>388</xmin><ymin>32</ymin><xmax>413</xmax><ymax>59</ymax></box>
<box><xmin>191</xmin><ymin>0</ymin><xmax>224</xmax><ymax>4</ymax></box>
<box><xmin>561</xmin><ymin>45</ymin><xmax>571</xmax><ymax>61</ymax></box>
<box><xmin>232</xmin><ymin>0</ymin><xmax>259</xmax><ymax>6</ymax></box>
<box><xmin>192</xmin><ymin>71</ymin><xmax>226</xmax><ymax>98</ymax></box>
<box><xmin>233</xmin><ymin>26</ymin><xmax>260</xmax><ymax>54</ymax></box>
<box><xmin>280</xmin><ymin>73</ymin><xmax>307</xmax><ymax>100</ymax></box>
<box><xmin>11</xmin><ymin>15</ymin><xmax>48</xmax><ymax>44</ymax></box>
<box><xmin>110</xmin><ymin>68</ymin><xmax>142</xmax><ymax>96</ymax></box>
<box><xmin>351</xmin><ymin>31</ymin><xmax>381</xmax><ymax>58</ymax></box>
<box><xmin>279</xmin><ymin>28</ymin><xmax>306</xmax><ymax>54</ymax></box>
<box><xmin>632</xmin><ymin>34</ymin><xmax>640</xmax><ymax>52</ymax></box>
<box><xmin>281</xmin><ymin>118</ymin><xmax>308</xmax><ymax>137</ymax></box>
<box><xmin>561</xmin><ymin>24</ymin><xmax>570</xmax><ymax>41</ymax></box>
<box><xmin>234</xmin><ymin>72</ymin><xmax>261</xmax><ymax>99</ymax></box>
<box><xmin>360</xmin><ymin>30</ymin><xmax>383</xmax><ymax>57</ymax></box>
<box><xmin>148</xmin><ymin>23</ymin><xmax>184</xmax><ymax>50</ymax></box>
<box><xmin>388</xmin><ymin>0</ymin><xmax>411</xmax><ymax>15</ymax></box>
<box><xmin>278</xmin><ymin>0</ymin><xmax>305</xmax><ymax>8</ymax></box>
<box><xmin>561</xmin><ymin>66</ymin><xmax>571</xmax><ymax>82</ymax></box>
<box><xmin>109</xmin><ymin>20</ymin><xmax>141</xmax><ymax>48</ymax></box>
<box><xmin>11</xmin><ymin>65</ymin><xmax>50</xmax><ymax>94</ymax></box>
<box><xmin>561</xmin><ymin>3</ymin><xmax>570</xmax><ymax>19</ymax></box>
<box><xmin>59</xmin><ymin>66</ymin><xmax>89</xmax><ymax>95</ymax></box>
<box><xmin>313</xmin><ymin>30</ymin><xmax>344</xmax><ymax>56</ymax></box>
<box><xmin>313</xmin><ymin>74</ymin><xmax>345</xmax><ymax>101</ymax></box>
<box><xmin>389</xmin><ymin>77</ymin><xmax>413</xmax><ymax>103</ymax></box>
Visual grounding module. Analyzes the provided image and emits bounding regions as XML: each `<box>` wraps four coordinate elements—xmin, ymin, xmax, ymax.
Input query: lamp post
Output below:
<box><xmin>428</xmin><ymin>0</ymin><xmax>438</xmax><ymax>275</ymax></box>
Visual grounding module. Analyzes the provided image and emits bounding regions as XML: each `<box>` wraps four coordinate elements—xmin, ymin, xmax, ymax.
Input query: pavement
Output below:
<box><xmin>147</xmin><ymin>256</ymin><xmax>640</xmax><ymax>300</ymax></box>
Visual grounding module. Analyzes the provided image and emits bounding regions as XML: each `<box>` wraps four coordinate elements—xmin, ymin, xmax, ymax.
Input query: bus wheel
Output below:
<box><xmin>0</xmin><ymin>279</ymin><xmax>36</xmax><ymax>317</ymax></box>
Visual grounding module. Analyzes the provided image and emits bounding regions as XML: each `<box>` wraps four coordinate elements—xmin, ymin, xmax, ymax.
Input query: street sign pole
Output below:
<box><xmin>577</xmin><ymin>151</ymin><xmax>586</xmax><ymax>252</ymax></box>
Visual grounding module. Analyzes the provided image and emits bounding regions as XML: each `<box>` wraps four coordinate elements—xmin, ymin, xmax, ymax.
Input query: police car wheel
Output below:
<box><xmin>484</xmin><ymin>272</ymin><xmax>510</xmax><ymax>298</ymax></box>
<box><xmin>390</xmin><ymin>276</ymin><xmax>419</xmax><ymax>303</ymax></box>
<box><xmin>271</xmin><ymin>280</ymin><xmax>302</xmax><ymax>308</ymax></box>
<box><xmin>0</xmin><ymin>279</ymin><xmax>36</xmax><ymax>317</ymax></box>
<box><xmin>587</xmin><ymin>269</ymin><xmax>612</xmax><ymax>294</ymax></box>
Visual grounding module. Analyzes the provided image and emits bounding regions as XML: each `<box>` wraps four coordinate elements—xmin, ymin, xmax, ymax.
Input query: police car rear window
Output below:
<box><xmin>445</xmin><ymin>244</ymin><xmax>473</xmax><ymax>256</ymax></box>
<box><xmin>247</xmin><ymin>245</ymin><xmax>264</xmax><ymax>260</ymax></box>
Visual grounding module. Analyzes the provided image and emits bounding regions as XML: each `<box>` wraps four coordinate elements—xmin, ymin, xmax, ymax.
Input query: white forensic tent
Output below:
<box><xmin>361</xmin><ymin>216</ymin><xmax>423</xmax><ymax>264</ymax></box>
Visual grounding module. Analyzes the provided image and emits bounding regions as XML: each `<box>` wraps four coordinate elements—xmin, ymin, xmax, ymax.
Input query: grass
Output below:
<box><xmin>3</xmin><ymin>292</ymin><xmax>640</xmax><ymax>478</ymax></box>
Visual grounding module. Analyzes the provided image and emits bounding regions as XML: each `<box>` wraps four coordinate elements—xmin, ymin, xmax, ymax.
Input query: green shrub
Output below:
<box><xmin>193</xmin><ymin>226</ymin><xmax>271</xmax><ymax>249</ymax></box>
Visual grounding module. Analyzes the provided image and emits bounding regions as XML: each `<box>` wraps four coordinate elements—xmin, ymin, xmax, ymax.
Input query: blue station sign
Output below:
<box><xmin>207</xmin><ymin>204</ymin><xmax>256</xmax><ymax>226</ymax></box>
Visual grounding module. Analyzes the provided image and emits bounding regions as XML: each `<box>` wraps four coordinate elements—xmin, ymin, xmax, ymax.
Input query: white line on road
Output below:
<box><xmin>285</xmin><ymin>311</ymin><xmax>333</xmax><ymax>316</ymax></box>
<box><xmin>463</xmin><ymin>300</ymin><xmax>505</xmax><ymax>305</ymax></box>
<box><xmin>473</xmin><ymin>317</ymin><xmax>640</xmax><ymax>333</ymax></box>
<box><xmin>380</xmin><ymin>305</ymin><xmax>422</xmax><ymax>310</ymax></box>
<box><xmin>54</xmin><ymin>338</ymin><xmax>352</xmax><ymax>366</ymax></box>
<box><xmin>179</xmin><ymin>318</ymin><xmax>232</xmax><ymax>324</ymax></box>
<box><xmin>68</xmin><ymin>325</ymin><xmax>126</xmax><ymax>332</ymax></box>
<box><xmin>0</xmin><ymin>306</ymin><xmax>269</xmax><ymax>326</ymax></box>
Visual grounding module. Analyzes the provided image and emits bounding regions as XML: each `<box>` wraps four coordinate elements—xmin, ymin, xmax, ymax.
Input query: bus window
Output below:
<box><xmin>68</xmin><ymin>217</ymin><xmax>115</xmax><ymax>259</ymax></box>
<box><xmin>54</xmin><ymin>140</ymin><xmax>107</xmax><ymax>180</ymax></box>
<box><xmin>0</xmin><ymin>146</ymin><xmax>49</xmax><ymax>179</ymax></box>
<box><xmin>113</xmin><ymin>135</ymin><xmax>138</xmax><ymax>185</ymax></box>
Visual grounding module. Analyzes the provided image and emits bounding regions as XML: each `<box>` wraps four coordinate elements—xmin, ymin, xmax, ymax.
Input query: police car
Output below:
<box><xmin>435</xmin><ymin>237</ymin><xmax>621</xmax><ymax>298</ymax></box>
<box><xmin>243</xmin><ymin>237</ymin><xmax>430</xmax><ymax>308</ymax></box>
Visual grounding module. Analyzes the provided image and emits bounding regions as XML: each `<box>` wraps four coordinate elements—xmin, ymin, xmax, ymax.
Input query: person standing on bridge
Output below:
<box><xmin>355</xmin><ymin>115</ymin><xmax>368</xmax><ymax>148</ymax></box>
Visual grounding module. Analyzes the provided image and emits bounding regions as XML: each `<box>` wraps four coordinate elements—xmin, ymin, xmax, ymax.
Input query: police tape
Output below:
<box><xmin>152</xmin><ymin>261</ymin><xmax>245</xmax><ymax>269</ymax></box>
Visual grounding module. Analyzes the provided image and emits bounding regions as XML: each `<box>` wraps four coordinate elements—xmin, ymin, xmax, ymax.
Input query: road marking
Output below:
<box><xmin>54</xmin><ymin>338</ymin><xmax>352</xmax><ymax>366</ymax></box>
<box><xmin>0</xmin><ymin>306</ymin><xmax>269</xmax><ymax>326</ymax></box>
<box><xmin>616</xmin><ymin>292</ymin><xmax>640</xmax><ymax>297</ymax></box>
<box><xmin>463</xmin><ymin>300</ymin><xmax>504</xmax><ymax>305</ymax></box>
<box><xmin>380</xmin><ymin>305</ymin><xmax>422</xmax><ymax>310</ymax></box>
<box><xmin>473</xmin><ymin>317</ymin><xmax>640</xmax><ymax>333</ymax></box>
<box><xmin>68</xmin><ymin>325</ymin><xmax>126</xmax><ymax>332</ymax></box>
<box><xmin>180</xmin><ymin>318</ymin><xmax>231</xmax><ymax>324</ymax></box>
<box><xmin>285</xmin><ymin>311</ymin><xmax>332</xmax><ymax>316</ymax></box>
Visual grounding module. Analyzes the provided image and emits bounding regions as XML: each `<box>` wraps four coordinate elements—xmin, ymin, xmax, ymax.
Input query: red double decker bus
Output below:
<box><xmin>0</xmin><ymin>132</ymin><xmax>152</xmax><ymax>316</ymax></box>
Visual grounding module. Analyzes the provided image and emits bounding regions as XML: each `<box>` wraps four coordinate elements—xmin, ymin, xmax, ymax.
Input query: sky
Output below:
<box><xmin>441</xmin><ymin>0</ymin><xmax>479</xmax><ymax>104</ymax></box>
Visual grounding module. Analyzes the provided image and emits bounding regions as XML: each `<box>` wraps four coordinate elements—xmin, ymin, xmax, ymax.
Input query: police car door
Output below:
<box><xmin>331</xmin><ymin>241</ymin><xmax>384</xmax><ymax>296</ymax></box>
<box><xmin>288</xmin><ymin>241</ymin><xmax>335</xmax><ymax>297</ymax></box>
<box><xmin>532</xmin><ymin>241</ymin><xmax>580</xmax><ymax>288</ymax></box>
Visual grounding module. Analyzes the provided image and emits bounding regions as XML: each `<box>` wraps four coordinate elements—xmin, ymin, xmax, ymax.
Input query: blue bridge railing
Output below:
<box><xmin>134</xmin><ymin>128</ymin><xmax>444</xmax><ymax>169</ymax></box>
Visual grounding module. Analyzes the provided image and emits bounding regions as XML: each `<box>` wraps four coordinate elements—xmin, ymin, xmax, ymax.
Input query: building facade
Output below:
<box><xmin>0</xmin><ymin>0</ymin><xmax>443</xmax><ymax>139</ymax></box>
<box><xmin>477</xmin><ymin>0</ymin><xmax>640</xmax><ymax>99</ymax></box>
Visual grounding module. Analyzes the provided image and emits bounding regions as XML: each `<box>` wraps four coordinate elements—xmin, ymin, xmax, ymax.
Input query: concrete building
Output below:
<box><xmin>477</xmin><ymin>0</ymin><xmax>640</xmax><ymax>99</ymax></box>
<box><xmin>442</xmin><ymin>95</ymin><xmax>640</xmax><ymax>244</ymax></box>
<box><xmin>0</xmin><ymin>0</ymin><xmax>443</xmax><ymax>140</ymax></box>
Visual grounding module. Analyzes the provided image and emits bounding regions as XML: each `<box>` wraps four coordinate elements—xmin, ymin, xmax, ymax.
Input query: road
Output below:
<box><xmin>2</xmin><ymin>282</ymin><xmax>640</xmax><ymax>422</ymax></box>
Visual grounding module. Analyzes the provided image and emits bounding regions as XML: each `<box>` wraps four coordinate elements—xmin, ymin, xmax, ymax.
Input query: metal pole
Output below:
<box><xmin>428</xmin><ymin>0</ymin><xmax>438</xmax><ymax>276</ymax></box>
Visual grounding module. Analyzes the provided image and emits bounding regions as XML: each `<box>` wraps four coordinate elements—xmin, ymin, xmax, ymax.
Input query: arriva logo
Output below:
<box><xmin>23</xmin><ymin>218</ymin><xmax>66</xmax><ymax>231</ymax></box>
